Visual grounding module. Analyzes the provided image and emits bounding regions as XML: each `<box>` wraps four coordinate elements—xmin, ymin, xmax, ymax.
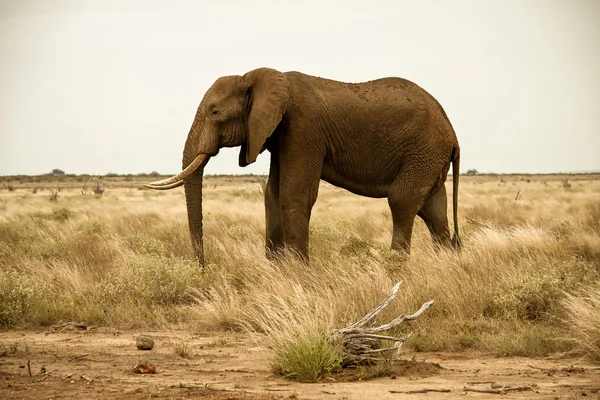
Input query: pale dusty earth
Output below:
<box><xmin>1</xmin><ymin>324</ymin><xmax>599</xmax><ymax>400</ymax></box>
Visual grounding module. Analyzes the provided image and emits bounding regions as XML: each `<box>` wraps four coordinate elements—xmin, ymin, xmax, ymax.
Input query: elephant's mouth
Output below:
<box><xmin>144</xmin><ymin>153</ymin><xmax>210</xmax><ymax>190</ymax></box>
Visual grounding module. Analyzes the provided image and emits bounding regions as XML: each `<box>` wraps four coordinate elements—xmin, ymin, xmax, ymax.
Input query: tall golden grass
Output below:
<box><xmin>1</xmin><ymin>175</ymin><xmax>599</xmax><ymax>376</ymax></box>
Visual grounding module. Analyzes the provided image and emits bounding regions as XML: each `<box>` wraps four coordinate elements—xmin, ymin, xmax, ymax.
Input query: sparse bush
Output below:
<box><xmin>173</xmin><ymin>342</ymin><xmax>193</xmax><ymax>358</ymax></box>
<box><xmin>0</xmin><ymin>270</ymin><xmax>45</xmax><ymax>326</ymax></box>
<box><xmin>270</xmin><ymin>329</ymin><xmax>343</xmax><ymax>382</ymax></box>
<box><xmin>563</xmin><ymin>283</ymin><xmax>600</xmax><ymax>361</ymax></box>
<box><xmin>483</xmin><ymin>258</ymin><xmax>592</xmax><ymax>321</ymax></box>
<box><xmin>484</xmin><ymin>271</ymin><xmax>565</xmax><ymax>320</ymax></box>
<box><xmin>126</xmin><ymin>234</ymin><xmax>166</xmax><ymax>256</ymax></box>
<box><xmin>52</xmin><ymin>207</ymin><xmax>73</xmax><ymax>222</ymax></box>
<box><xmin>100</xmin><ymin>255</ymin><xmax>203</xmax><ymax>305</ymax></box>
<box><xmin>93</xmin><ymin>182</ymin><xmax>105</xmax><ymax>196</ymax></box>
<box><xmin>339</xmin><ymin>236</ymin><xmax>372</xmax><ymax>257</ymax></box>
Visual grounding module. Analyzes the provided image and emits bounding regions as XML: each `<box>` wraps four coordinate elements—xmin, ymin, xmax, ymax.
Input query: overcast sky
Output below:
<box><xmin>1</xmin><ymin>0</ymin><xmax>599</xmax><ymax>176</ymax></box>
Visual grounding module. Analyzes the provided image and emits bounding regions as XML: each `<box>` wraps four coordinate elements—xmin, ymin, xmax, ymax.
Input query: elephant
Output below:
<box><xmin>146</xmin><ymin>67</ymin><xmax>460</xmax><ymax>266</ymax></box>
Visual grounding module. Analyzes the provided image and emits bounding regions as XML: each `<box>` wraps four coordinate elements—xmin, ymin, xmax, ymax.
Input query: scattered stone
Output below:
<box><xmin>136</xmin><ymin>336</ymin><xmax>154</xmax><ymax>350</ymax></box>
<box><xmin>133</xmin><ymin>362</ymin><xmax>156</xmax><ymax>374</ymax></box>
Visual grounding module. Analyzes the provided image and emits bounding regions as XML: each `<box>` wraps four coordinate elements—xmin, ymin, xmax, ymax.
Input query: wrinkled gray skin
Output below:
<box><xmin>153</xmin><ymin>68</ymin><xmax>460</xmax><ymax>266</ymax></box>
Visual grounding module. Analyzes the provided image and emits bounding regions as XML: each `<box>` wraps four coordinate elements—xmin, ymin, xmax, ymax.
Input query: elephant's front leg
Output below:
<box><xmin>265</xmin><ymin>155</ymin><xmax>284</xmax><ymax>259</ymax></box>
<box><xmin>278</xmin><ymin>159</ymin><xmax>322</xmax><ymax>261</ymax></box>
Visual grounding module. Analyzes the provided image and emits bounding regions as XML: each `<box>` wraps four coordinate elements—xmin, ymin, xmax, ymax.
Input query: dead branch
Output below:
<box><xmin>504</xmin><ymin>386</ymin><xmax>534</xmax><ymax>392</ymax></box>
<box><xmin>68</xmin><ymin>353</ymin><xmax>89</xmax><ymax>361</ymax></box>
<box><xmin>464</xmin><ymin>385</ymin><xmax>533</xmax><ymax>395</ymax></box>
<box><xmin>390</xmin><ymin>388</ymin><xmax>451</xmax><ymax>394</ymax></box>
<box><xmin>331</xmin><ymin>282</ymin><xmax>434</xmax><ymax>366</ymax></box>
<box><xmin>464</xmin><ymin>386</ymin><xmax>503</xmax><ymax>394</ymax></box>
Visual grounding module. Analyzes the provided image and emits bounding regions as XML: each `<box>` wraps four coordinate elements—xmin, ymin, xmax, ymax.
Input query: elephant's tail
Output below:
<box><xmin>451</xmin><ymin>146</ymin><xmax>461</xmax><ymax>248</ymax></box>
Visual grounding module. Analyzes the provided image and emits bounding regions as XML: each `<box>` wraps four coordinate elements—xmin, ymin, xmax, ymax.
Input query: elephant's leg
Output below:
<box><xmin>417</xmin><ymin>185</ymin><xmax>451</xmax><ymax>247</ymax></box>
<box><xmin>387</xmin><ymin>167</ymin><xmax>435</xmax><ymax>254</ymax></box>
<box><xmin>388</xmin><ymin>196</ymin><xmax>419</xmax><ymax>254</ymax></box>
<box><xmin>278</xmin><ymin>160</ymin><xmax>321</xmax><ymax>261</ymax></box>
<box><xmin>265</xmin><ymin>154</ymin><xmax>284</xmax><ymax>259</ymax></box>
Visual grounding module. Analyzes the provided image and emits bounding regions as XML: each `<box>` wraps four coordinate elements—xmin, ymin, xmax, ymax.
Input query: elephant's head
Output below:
<box><xmin>145</xmin><ymin>68</ymin><xmax>289</xmax><ymax>266</ymax></box>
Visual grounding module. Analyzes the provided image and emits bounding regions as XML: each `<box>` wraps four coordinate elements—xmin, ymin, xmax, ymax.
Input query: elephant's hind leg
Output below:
<box><xmin>387</xmin><ymin>160</ymin><xmax>443</xmax><ymax>254</ymax></box>
<box><xmin>418</xmin><ymin>184</ymin><xmax>451</xmax><ymax>247</ymax></box>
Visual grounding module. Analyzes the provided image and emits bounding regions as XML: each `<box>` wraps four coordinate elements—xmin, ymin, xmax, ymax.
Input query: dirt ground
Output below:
<box><xmin>1</xmin><ymin>324</ymin><xmax>598</xmax><ymax>400</ymax></box>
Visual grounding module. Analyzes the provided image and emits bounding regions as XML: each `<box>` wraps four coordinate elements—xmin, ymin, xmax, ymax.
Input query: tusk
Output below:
<box><xmin>144</xmin><ymin>180</ymin><xmax>184</xmax><ymax>190</ymax></box>
<box><xmin>145</xmin><ymin>153</ymin><xmax>209</xmax><ymax>189</ymax></box>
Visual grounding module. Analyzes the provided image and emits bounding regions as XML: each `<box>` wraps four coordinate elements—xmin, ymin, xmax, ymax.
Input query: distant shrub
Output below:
<box><xmin>93</xmin><ymin>182</ymin><xmax>105</xmax><ymax>196</ymax></box>
<box><xmin>0</xmin><ymin>270</ymin><xmax>44</xmax><ymax>326</ymax></box>
<box><xmin>483</xmin><ymin>261</ymin><xmax>591</xmax><ymax>321</ymax></box>
<box><xmin>100</xmin><ymin>255</ymin><xmax>203</xmax><ymax>305</ymax></box>
<box><xmin>52</xmin><ymin>207</ymin><xmax>73</xmax><ymax>222</ymax></box>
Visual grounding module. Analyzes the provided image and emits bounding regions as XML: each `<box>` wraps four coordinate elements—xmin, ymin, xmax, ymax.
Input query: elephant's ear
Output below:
<box><xmin>239</xmin><ymin>68</ymin><xmax>289</xmax><ymax>167</ymax></box>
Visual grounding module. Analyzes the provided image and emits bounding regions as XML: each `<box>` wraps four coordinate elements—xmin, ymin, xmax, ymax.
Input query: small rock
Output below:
<box><xmin>132</xmin><ymin>362</ymin><xmax>156</xmax><ymax>374</ymax></box>
<box><xmin>136</xmin><ymin>336</ymin><xmax>154</xmax><ymax>351</ymax></box>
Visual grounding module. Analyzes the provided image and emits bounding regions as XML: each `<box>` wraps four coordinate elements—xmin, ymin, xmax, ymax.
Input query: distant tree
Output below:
<box><xmin>466</xmin><ymin>169</ymin><xmax>479</xmax><ymax>175</ymax></box>
<box><xmin>52</xmin><ymin>169</ymin><xmax>65</xmax><ymax>176</ymax></box>
<box><xmin>149</xmin><ymin>171</ymin><xmax>160</xmax><ymax>177</ymax></box>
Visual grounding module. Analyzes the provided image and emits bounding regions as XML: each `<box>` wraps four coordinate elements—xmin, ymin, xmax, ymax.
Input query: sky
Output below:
<box><xmin>0</xmin><ymin>0</ymin><xmax>599</xmax><ymax>176</ymax></box>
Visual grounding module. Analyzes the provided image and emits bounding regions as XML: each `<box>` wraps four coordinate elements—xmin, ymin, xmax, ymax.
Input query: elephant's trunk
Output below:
<box><xmin>184</xmin><ymin>168</ymin><xmax>205</xmax><ymax>266</ymax></box>
<box><xmin>145</xmin><ymin>152</ymin><xmax>210</xmax><ymax>266</ymax></box>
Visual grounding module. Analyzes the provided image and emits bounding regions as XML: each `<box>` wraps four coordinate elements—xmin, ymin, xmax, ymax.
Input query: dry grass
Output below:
<box><xmin>562</xmin><ymin>282</ymin><xmax>600</xmax><ymax>361</ymax></box>
<box><xmin>1</xmin><ymin>174</ymin><xmax>599</xmax><ymax>379</ymax></box>
<box><xmin>173</xmin><ymin>342</ymin><xmax>194</xmax><ymax>358</ymax></box>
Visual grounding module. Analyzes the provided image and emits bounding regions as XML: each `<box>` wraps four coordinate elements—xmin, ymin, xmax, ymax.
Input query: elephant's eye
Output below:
<box><xmin>211</xmin><ymin>108</ymin><xmax>219</xmax><ymax>116</ymax></box>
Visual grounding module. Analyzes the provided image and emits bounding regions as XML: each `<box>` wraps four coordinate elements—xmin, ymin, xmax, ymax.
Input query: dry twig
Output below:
<box><xmin>390</xmin><ymin>388</ymin><xmax>451</xmax><ymax>394</ymax></box>
<box><xmin>331</xmin><ymin>282</ymin><xmax>433</xmax><ymax>365</ymax></box>
<box><xmin>68</xmin><ymin>353</ymin><xmax>89</xmax><ymax>361</ymax></box>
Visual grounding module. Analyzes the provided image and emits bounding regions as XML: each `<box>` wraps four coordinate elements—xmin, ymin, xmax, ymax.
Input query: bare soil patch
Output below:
<box><xmin>1</xmin><ymin>328</ymin><xmax>598</xmax><ymax>400</ymax></box>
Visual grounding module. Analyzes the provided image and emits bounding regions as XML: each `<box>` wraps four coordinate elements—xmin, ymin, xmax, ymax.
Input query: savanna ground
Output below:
<box><xmin>1</xmin><ymin>173</ymin><xmax>599</xmax><ymax>399</ymax></box>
